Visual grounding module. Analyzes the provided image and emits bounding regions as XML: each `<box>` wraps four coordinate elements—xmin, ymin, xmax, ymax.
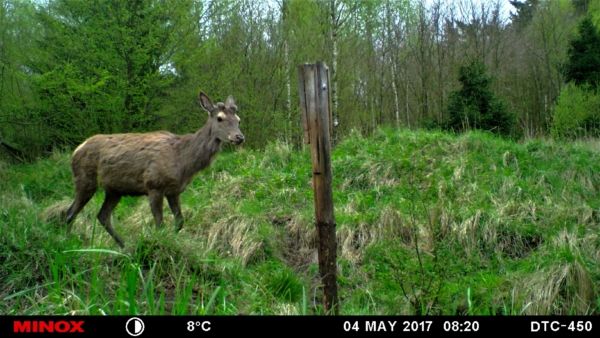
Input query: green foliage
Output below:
<box><xmin>0</xmin><ymin>0</ymin><xmax>594</xmax><ymax>159</ymax></box>
<box><xmin>1</xmin><ymin>129</ymin><xmax>599</xmax><ymax>314</ymax></box>
<box><xmin>446</xmin><ymin>61</ymin><xmax>515</xmax><ymax>135</ymax></box>
<box><xmin>591</xmin><ymin>0</ymin><xmax>600</xmax><ymax>25</ymax></box>
<box><xmin>0</xmin><ymin>1</ymin><xmax>41</xmax><ymax>158</ymax></box>
<box><xmin>23</xmin><ymin>0</ymin><xmax>193</xmax><ymax>150</ymax></box>
<box><xmin>564</xmin><ymin>16</ymin><xmax>600</xmax><ymax>88</ymax></box>
<box><xmin>552</xmin><ymin>83</ymin><xmax>600</xmax><ymax>138</ymax></box>
<box><xmin>504</xmin><ymin>0</ymin><xmax>577</xmax><ymax>137</ymax></box>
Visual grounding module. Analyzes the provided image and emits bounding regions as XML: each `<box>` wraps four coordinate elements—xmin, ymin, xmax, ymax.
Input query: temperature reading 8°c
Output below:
<box><xmin>187</xmin><ymin>321</ymin><xmax>211</xmax><ymax>332</ymax></box>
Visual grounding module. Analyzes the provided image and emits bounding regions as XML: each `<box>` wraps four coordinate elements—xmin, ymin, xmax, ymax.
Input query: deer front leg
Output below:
<box><xmin>148</xmin><ymin>190</ymin><xmax>164</xmax><ymax>228</ymax></box>
<box><xmin>167</xmin><ymin>194</ymin><xmax>184</xmax><ymax>231</ymax></box>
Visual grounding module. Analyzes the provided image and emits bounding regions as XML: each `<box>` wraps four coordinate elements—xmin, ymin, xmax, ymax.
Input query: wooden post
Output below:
<box><xmin>297</xmin><ymin>62</ymin><xmax>338</xmax><ymax>314</ymax></box>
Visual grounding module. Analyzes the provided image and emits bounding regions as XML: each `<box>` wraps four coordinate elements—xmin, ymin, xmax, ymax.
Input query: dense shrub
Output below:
<box><xmin>552</xmin><ymin>83</ymin><xmax>600</xmax><ymax>138</ymax></box>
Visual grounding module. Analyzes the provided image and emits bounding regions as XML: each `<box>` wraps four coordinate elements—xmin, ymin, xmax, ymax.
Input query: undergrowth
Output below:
<box><xmin>1</xmin><ymin>128</ymin><xmax>598</xmax><ymax>314</ymax></box>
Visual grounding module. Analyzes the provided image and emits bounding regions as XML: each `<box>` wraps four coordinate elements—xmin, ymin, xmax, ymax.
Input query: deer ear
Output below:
<box><xmin>198</xmin><ymin>92</ymin><xmax>214</xmax><ymax>113</ymax></box>
<box><xmin>225</xmin><ymin>95</ymin><xmax>237</xmax><ymax>110</ymax></box>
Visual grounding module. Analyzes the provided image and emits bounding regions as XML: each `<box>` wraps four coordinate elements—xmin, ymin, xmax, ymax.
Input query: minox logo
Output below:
<box><xmin>13</xmin><ymin>320</ymin><xmax>85</xmax><ymax>333</ymax></box>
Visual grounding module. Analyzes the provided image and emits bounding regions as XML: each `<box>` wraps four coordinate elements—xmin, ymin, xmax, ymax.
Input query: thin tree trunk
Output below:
<box><xmin>330</xmin><ymin>0</ymin><xmax>339</xmax><ymax>137</ymax></box>
<box><xmin>406</xmin><ymin>80</ymin><xmax>410</xmax><ymax>128</ymax></box>
<box><xmin>331</xmin><ymin>30</ymin><xmax>338</xmax><ymax>128</ymax></box>
<box><xmin>391</xmin><ymin>61</ymin><xmax>400</xmax><ymax>128</ymax></box>
<box><xmin>385</xmin><ymin>1</ymin><xmax>400</xmax><ymax>128</ymax></box>
<box><xmin>282</xmin><ymin>0</ymin><xmax>291</xmax><ymax>142</ymax></box>
<box><xmin>284</xmin><ymin>39</ymin><xmax>291</xmax><ymax>141</ymax></box>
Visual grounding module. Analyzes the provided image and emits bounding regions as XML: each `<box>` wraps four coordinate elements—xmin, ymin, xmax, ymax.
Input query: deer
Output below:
<box><xmin>64</xmin><ymin>91</ymin><xmax>244</xmax><ymax>248</ymax></box>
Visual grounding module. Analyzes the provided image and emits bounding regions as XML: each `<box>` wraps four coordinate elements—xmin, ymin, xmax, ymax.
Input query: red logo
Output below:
<box><xmin>13</xmin><ymin>320</ymin><xmax>85</xmax><ymax>333</ymax></box>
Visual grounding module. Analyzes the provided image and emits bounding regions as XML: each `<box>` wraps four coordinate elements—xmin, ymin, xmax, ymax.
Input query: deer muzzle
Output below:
<box><xmin>229</xmin><ymin>133</ymin><xmax>245</xmax><ymax>145</ymax></box>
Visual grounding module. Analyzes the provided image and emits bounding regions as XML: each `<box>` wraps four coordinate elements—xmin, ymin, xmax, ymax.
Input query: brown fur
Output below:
<box><xmin>65</xmin><ymin>92</ymin><xmax>244</xmax><ymax>247</ymax></box>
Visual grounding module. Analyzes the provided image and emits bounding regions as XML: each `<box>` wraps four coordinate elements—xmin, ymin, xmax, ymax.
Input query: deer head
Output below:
<box><xmin>198</xmin><ymin>92</ymin><xmax>244</xmax><ymax>145</ymax></box>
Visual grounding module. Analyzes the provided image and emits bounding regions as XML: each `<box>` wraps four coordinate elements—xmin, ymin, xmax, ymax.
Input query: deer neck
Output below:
<box><xmin>179</xmin><ymin>122</ymin><xmax>222</xmax><ymax>179</ymax></box>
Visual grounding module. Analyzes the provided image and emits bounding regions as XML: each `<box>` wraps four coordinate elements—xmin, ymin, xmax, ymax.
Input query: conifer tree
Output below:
<box><xmin>446</xmin><ymin>60</ymin><xmax>514</xmax><ymax>135</ymax></box>
<box><xmin>564</xmin><ymin>16</ymin><xmax>600</xmax><ymax>88</ymax></box>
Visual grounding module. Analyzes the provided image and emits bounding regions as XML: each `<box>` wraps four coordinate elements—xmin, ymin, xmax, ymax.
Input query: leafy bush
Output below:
<box><xmin>446</xmin><ymin>60</ymin><xmax>515</xmax><ymax>135</ymax></box>
<box><xmin>551</xmin><ymin>83</ymin><xmax>600</xmax><ymax>138</ymax></box>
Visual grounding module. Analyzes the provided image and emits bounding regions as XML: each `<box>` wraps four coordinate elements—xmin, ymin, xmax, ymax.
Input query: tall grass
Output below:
<box><xmin>1</xmin><ymin>128</ymin><xmax>598</xmax><ymax>314</ymax></box>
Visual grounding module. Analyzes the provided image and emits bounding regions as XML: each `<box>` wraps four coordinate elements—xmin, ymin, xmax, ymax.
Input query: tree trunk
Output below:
<box><xmin>285</xmin><ymin>40</ymin><xmax>291</xmax><ymax>126</ymax></box>
<box><xmin>406</xmin><ymin>80</ymin><xmax>410</xmax><ymax>128</ymax></box>
<box><xmin>330</xmin><ymin>0</ymin><xmax>339</xmax><ymax>139</ymax></box>
<box><xmin>391</xmin><ymin>61</ymin><xmax>400</xmax><ymax>128</ymax></box>
<box><xmin>282</xmin><ymin>0</ymin><xmax>291</xmax><ymax>142</ymax></box>
<box><xmin>385</xmin><ymin>2</ymin><xmax>400</xmax><ymax>128</ymax></box>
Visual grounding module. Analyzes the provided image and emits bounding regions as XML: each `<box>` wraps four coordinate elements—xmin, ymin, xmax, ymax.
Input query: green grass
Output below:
<box><xmin>1</xmin><ymin>128</ymin><xmax>599</xmax><ymax>315</ymax></box>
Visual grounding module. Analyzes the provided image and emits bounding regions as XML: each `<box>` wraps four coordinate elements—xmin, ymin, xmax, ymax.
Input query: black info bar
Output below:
<box><xmin>1</xmin><ymin>316</ymin><xmax>597</xmax><ymax>337</ymax></box>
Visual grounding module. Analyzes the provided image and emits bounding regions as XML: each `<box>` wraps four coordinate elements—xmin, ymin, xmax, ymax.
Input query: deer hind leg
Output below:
<box><xmin>66</xmin><ymin>178</ymin><xmax>97</xmax><ymax>232</ymax></box>
<box><xmin>97</xmin><ymin>190</ymin><xmax>124</xmax><ymax>248</ymax></box>
<box><xmin>148</xmin><ymin>190</ymin><xmax>164</xmax><ymax>228</ymax></box>
<box><xmin>167</xmin><ymin>194</ymin><xmax>183</xmax><ymax>231</ymax></box>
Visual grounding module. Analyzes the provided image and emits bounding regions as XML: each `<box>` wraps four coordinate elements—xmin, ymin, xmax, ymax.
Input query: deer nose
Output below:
<box><xmin>235</xmin><ymin>134</ymin><xmax>245</xmax><ymax>144</ymax></box>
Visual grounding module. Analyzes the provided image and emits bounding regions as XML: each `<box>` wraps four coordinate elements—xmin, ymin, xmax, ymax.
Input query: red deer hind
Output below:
<box><xmin>65</xmin><ymin>92</ymin><xmax>244</xmax><ymax>247</ymax></box>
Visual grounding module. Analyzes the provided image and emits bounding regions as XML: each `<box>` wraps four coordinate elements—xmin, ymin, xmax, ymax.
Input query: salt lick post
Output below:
<box><xmin>297</xmin><ymin>62</ymin><xmax>338</xmax><ymax>314</ymax></box>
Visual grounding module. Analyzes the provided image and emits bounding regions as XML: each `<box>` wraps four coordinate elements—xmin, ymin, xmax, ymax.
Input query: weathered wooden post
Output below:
<box><xmin>297</xmin><ymin>62</ymin><xmax>338</xmax><ymax>314</ymax></box>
